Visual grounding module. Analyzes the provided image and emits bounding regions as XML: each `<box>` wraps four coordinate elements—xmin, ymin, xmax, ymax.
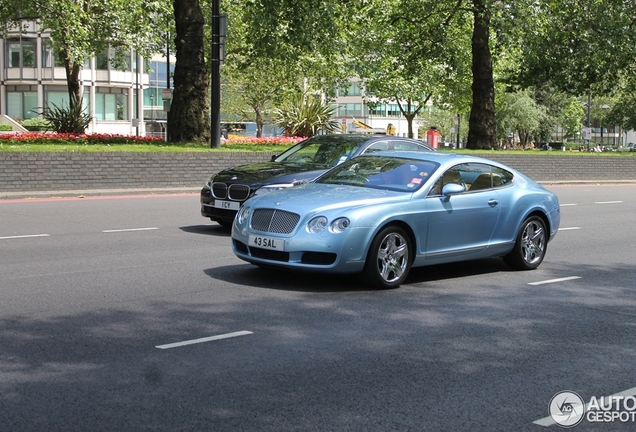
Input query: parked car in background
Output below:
<box><xmin>231</xmin><ymin>152</ymin><xmax>561</xmax><ymax>289</ymax></box>
<box><xmin>201</xmin><ymin>134</ymin><xmax>434</xmax><ymax>227</ymax></box>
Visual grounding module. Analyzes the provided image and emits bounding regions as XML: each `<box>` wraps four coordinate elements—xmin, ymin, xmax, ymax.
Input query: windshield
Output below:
<box><xmin>274</xmin><ymin>136</ymin><xmax>369</xmax><ymax>166</ymax></box>
<box><xmin>316</xmin><ymin>156</ymin><xmax>439</xmax><ymax>192</ymax></box>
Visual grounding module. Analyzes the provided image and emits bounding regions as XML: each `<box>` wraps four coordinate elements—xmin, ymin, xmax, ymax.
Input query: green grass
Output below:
<box><xmin>1</xmin><ymin>136</ymin><xmax>633</xmax><ymax>155</ymax></box>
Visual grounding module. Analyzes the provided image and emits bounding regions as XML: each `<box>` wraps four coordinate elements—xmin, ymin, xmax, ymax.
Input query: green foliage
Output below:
<box><xmin>1</xmin><ymin>0</ymin><xmax>172</xmax><ymax>102</ymax></box>
<box><xmin>496</xmin><ymin>90</ymin><xmax>546</xmax><ymax>146</ymax></box>
<box><xmin>0</xmin><ymin>124</ymin><xmax>12</xmax><ymax>131</ymax></box>
<box><xmin>42</xmin><ymin>99</ymin><xmax>92</xmax><ymax>134</ymax></box>
<box><xmin>21</xmin><ymin>117</ymin><xmax>52</xmax><ymax>131</ymax></box>
<box><xmin>512</xmin><ymin>0</ymin><xmax>636</xmax><ymax>95</ymax></box>
<box><xmin>273</xmin><ymin>93</ymin><xmax>339</xmax><ymax>137</ymax></box>
<box><xmin>605</xmin><ymin>77</ymin><xmax>636</xmax><ymax>132</ymax></box>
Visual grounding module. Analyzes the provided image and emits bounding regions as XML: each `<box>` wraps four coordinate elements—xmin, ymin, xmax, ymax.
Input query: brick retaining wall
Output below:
<box><xmin>1</xmin><ymin>152</ymin><xmax>635</xmax><ymax>193</ymax></box>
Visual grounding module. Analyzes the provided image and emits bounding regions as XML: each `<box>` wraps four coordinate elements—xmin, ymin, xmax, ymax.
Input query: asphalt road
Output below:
<box><xmin>1</xmin><ymin>185</ymin><xmax>635</xmax><ymax>431</ymax></box>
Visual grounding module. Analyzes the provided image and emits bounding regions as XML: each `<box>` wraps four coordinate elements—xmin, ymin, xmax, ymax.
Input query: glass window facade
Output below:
<box><xmin>42</xmin><ymin>40</ymin><xmax>65</xmax><ymax>67</ymax></box>
<box><xmin>387</xmin><ymin>104</ymin><xmax>401</xmax><ymax>117</ymax></box>
<box><xmin>7</xmin><ymin>91</ymin><xmax>38</xmax><ymax>119</ymax></box>
<box><xmin>94</xmin><ymin>91</ymin><xmax>128</xmax><ymax>120</ymax></box>
<box><xmin>148</xmin><ymin>60</ymin><xmax>174</xmax><ymax>89</ymax></box>
<box><xmin>338</xmin><ymin>81</ymin><xmax>362</xmax><ymax>97</ymax></box>
<box><xmin>338</xmin><ymin>103</ymin><xmax>362</xmax><ymax>117</ymax></box>
<box><xmin>7</xmin><ymin>39</ymin><xmax>36</xmax><ymax>67</ymax></box>
<box><xmin>368</xmin><ymin>104</ymin><xmax>386</xmax><ymax>116</ymax></box>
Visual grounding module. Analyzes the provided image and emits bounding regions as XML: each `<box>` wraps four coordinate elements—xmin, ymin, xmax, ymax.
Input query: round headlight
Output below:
<box><xmin>330</xmin><ymin>217</ymin><xmax>350</xmax><ymax>233</ymax></box>
<box><xmin>237</xmin><ymin>206</ymin><xmax>251</xmax><ymax>224</ymax></box>
<box><xmin>307</xmin><ymin>216</ymin><xmax>328</xmax><ymax>234</ymax></box>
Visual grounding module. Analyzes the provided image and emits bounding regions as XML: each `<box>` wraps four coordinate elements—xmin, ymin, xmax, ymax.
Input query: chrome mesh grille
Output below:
<box><xmin>251</xmin><ymin>209</ymin><xmax>300</xmax><ymax>234</ymax></box>
<box><xmin>228</xmin><ymin>184</ymin><xmax>251</xmax><ymax>201</ymax></box>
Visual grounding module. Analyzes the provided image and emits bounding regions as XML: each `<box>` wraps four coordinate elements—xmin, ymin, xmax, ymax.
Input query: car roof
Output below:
<box><xmin>359</xmin><ymin>151</ymin><xmax>509</xmax><ymax>170</ymax></box>
<box><xmin>304</xmin><ymin>134</ymin><xmax>428</xmax><ymax>143</ymax></box>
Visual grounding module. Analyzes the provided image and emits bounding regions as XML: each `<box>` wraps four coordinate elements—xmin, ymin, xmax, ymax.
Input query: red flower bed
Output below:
<box><xmin>223</xmin><ymin>135</ymin><xmax>306</xmax><ymax>146</ymax></box>
<box><xmin>0</xmin><ymin>132</ymin><xmax>304</xmax><ymax>146</ymax></box>
<box><xmin>0</xmin><ymin>132</ymin><xmax>164</xmax><ymax>144</ymax></box>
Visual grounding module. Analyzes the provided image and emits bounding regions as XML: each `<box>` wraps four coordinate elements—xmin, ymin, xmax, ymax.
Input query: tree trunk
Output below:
<box><xmin>253</xmin><ymin>104</ymin><xmax>264</xmax><ymax>138</ymax></box>
<box><xmin>168</xmin><ymin>0</ymin><xmax>210</xmax><ymax>143</ymax></box>
<box><xmin>467</xmin><ymin>0</ymin><xmax>497</xmax><ymax>149</ymax></box>
<box><xmin>64</xmin><ymin>59</ymin><xmax>82</xmax><ymax>110</ymax></box>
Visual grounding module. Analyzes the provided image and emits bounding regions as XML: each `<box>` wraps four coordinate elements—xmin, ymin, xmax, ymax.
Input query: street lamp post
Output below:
<box><xmin>210</xmin><ymin>0</ymin><xmax>220</xmax><ymax>148</ymax></box>
<box><xmin>210</xmin><ymin>1</ymin><xmax>226</xmax><ymax>148</ymax></box>
<box><xmin>149</xmin><ymin>92</ymin><xmax>154</xmax><ymax>137</ymax></box>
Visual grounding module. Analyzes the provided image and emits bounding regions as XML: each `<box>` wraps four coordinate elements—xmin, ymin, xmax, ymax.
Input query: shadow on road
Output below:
<box><xmin>179</xmin><ymin>224</ymin><xmax>231</xmax><ymax>237</ymax></box>
<box><xmin>204</xmin><ymin>258</ymin><xmax>511</xmax><ymax>293</ymax></box>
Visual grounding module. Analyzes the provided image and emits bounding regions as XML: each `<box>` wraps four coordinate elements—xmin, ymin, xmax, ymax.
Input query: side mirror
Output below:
<box><xmin>271</xmin><ymin>154</ymin><xmax>278</xmax><ymax>162</ymax></box>
<box><xmin>441</xmin><ymin>183</ymin><xmax>465</xmax><ymax>196</ymax></box>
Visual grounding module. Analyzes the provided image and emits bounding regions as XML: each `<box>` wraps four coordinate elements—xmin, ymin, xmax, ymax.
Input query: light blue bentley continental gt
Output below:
<box><xmin>231</xmin><ymin>152</ymin><xmax>561</xmax><ymax>289</ymax></box>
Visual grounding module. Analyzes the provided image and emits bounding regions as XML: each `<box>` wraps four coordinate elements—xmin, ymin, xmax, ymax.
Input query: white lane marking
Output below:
<box><xmin>560</xmin><ymin>203</ymin><xmax>578</xmax><ymax>206</ymax></box>
<box><xmin>528</xmin><ymin>276</ymin><xmax>581</xmax><ymax>286</ymax></box>
<box><xmin>156</xmin><ymin>331</ymin><xmax>253</xmax><ymax>349</ymax></box>
<box><xmin>0</xmin><ymin>234</ymin><xmax>50</xmax><ymax>240</ymax></box>
<box><xmin>595</xmin><ymin>201</ymin><xmax>623</xmax><ymax>204</ymax></box>
<box><xmin>558</xmin><ymin>227</ymin><xmax>581</xmax><ymax>231</ymax></box>
<box><xmin>533</xmin><ymin>386</ymin><xmax>636</xmax><ymax>426</ymax></box>
<box><xmin>102</xmin><ymin>227</ymin><xmax>159</xmax><ymax>233</ymax></box>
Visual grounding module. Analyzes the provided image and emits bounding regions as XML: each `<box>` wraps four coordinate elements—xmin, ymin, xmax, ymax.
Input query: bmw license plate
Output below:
<box><xmin>214</xmin><ymin>200</ymin><xmax>240</xmax><ymax>210</ymax></box>
<box><xmin>249</xmin><ymin>235</ymin><xmax>285</xmax><ymax>251</ymax></box>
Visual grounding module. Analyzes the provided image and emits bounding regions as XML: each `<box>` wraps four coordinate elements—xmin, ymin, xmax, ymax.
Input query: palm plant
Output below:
<box><xmin>274</xmin><ymin>93</ymin><xmax>340</xmax><ymax>137</ymax></box>
<box><xmin>42</xmin><ymin>95</ymin><xmax>92</xmax><ymax>133</ymax></box>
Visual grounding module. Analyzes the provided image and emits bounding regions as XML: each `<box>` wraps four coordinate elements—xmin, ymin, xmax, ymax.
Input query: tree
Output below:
<box><xmin>351</xmin><ymin>0</ymin><xmax>472</xmax><ymax>139</ymax></box>
<box><xmin>466</xmin><ymin>0</ymin><xmax>497</xmax><ymax>149</ymax></box>
<box><xmin>0</xmin><ymin>0</ymin><xmax>170</xmax><ymax>113</ymax></box>
<box><xmin>221</xmin><ymin>58</ymin><xmax>299</xmax><ymax>137</ymax></box>
<box><xmin>512</xmin><ymin>0</ymin><xmax>636</xmax><ymax>96</ymax></box>
<box><xmin>605</xmin><ymin>76</ymin><xmax>636</xmax><ymax>133</ymax></box>
<box><xmin>496</xmin><ymin>90</ymin><xmax>545</xmax><ymax>147</ymax></box>
<box><xmin>168</xmin><ymin>0</ymin><xmax>210</xmax><ymax>143</ymax></box>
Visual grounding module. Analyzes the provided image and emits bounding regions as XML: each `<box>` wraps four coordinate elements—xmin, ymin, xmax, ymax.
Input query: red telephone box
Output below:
<box><xmin>426</xmin><ymin>127</ymin><xmax>440</xmax><ymax>149</ymax></box>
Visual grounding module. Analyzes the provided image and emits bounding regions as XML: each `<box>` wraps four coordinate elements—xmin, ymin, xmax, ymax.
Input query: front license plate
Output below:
<box><xmin>249</xmin><ymin>235</ymin><xmax>285</xmax><ymax>251</ymax></box>
<box><xmin>214</xmin><ymin>200</ymin><xmax>240</xmax><ymax>210</ymax></box>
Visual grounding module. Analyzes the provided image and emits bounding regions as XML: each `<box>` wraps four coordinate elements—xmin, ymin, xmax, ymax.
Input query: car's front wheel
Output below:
<box><xmin>504</xmin><ymin>216</ymin><xmax>547</xmax><ymax>270</ymax></box>
<box><xmin>362</xmin><ymin>225</ymin><xmax>411</xmax><ymax>289</ymax></box>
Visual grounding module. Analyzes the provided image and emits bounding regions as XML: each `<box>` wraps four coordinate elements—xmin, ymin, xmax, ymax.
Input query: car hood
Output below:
<box><xmin>213</xmin><ymin>162</ymin><xmax>329</xmax><ymax>184</ymax></box>
<box><xmin>246</xmin><ymin>183</ymin><xmax>408</xmax><ymax>213</ymax></box>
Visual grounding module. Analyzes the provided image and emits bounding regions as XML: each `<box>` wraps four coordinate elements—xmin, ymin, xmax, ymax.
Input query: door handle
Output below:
<box><xmin>488</xmin><ymin>199</ymin><xmax>499</xmax><ymax>207</ymax></box>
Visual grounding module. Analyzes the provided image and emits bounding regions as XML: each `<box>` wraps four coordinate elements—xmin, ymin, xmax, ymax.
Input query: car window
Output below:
<box><xmin>276</xmin><ymin>139</ymin><xmax>364</xmax><ymax>166</ymax></box>
<box><xmin>429</xmin><ymin>162</ymin><xmax>512</xmax><ymax>195</ymax></box>
<box><xmin>364</xmin><ymin>141</ymin><xmax>390</xmax><ymax>153</ymax></box>
<box><xmin>464</xmin><ymin>164</ymin><xmax>516</xmax><ymax>191</ymax></box>
<box><xmin>390</xmin><ymin>140</ymin><xmax>431</xmax><ymax>152</ymax></box>
<box><xmin>428</xmin><ymin>165</ymin><xmax>467</xmax><ymax>196</ymax></box>
<box><xmin>491</xmin><ymin>166</ymin><xmax>514</xmax><ymax>187</ymax></box>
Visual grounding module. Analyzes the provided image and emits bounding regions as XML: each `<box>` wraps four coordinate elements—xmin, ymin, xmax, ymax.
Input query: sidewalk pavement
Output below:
<box><xmin>0</xmin><ymin>187</ymin><xmax>200</xmax><ymax>200</ymax></box>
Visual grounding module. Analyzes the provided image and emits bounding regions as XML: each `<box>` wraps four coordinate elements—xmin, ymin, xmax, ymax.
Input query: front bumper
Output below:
<box><xmin>231</xmin><ymin>223</ymin><xmax>371</xmax><ymax>275</ymax></box>
<box><xmin>200</xmin><ymin>187</ymin><xmax>243</xmax><ymax>224</ymax></box>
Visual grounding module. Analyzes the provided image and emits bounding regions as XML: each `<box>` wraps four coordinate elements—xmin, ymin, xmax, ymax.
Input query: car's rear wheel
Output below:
<box><xmin>503</xmin><ymin>216</ymin><xmax>547</xmax><ymax>270</ymax></box>
<box><xmin>362</xmin><ymin>225</ymin><xmax>411</xmax><ymax>289</ymax></box>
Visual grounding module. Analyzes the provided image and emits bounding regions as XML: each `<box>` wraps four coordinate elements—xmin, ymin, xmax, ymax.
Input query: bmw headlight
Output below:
<box><xmin>307</xmin><ymin>216</ymin><xmax>328</xmax><ymax>234</ymax></box>
<box><xmin>237</xmin><ymin>206</ymin><xmax>251</xmax><ymax>224</ymax></box>
<box><xmin>330</xmin><ymin>217</ymin><xmax>350</xmax><ymax>233</ymax></box>
<box><xmin>254</xmin><ymin>184</ymin><xmax>294</xmax><ymax>195</ymax></box>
